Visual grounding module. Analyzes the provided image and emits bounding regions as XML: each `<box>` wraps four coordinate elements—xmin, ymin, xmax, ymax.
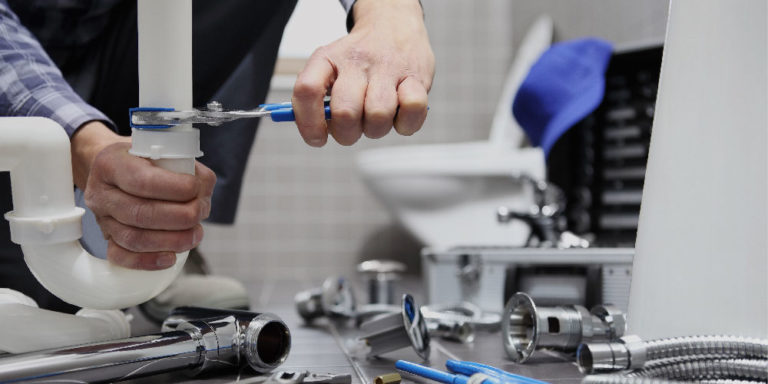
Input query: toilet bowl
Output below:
<box><xmin>356</xmin><ymin>16</ymin><xmax>553</xmax><ymax>247</ymax></box>
<box><xmin>357</xmin><ymin>143</ymin><xmax>544</xmax><ymax>247</ymax></box>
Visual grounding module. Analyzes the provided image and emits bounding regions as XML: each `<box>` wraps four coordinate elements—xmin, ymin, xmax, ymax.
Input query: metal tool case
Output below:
<box><xmin>421</xmin><ymin>247</ymin><xmax>633</xmax><ymax>313</ymax></box>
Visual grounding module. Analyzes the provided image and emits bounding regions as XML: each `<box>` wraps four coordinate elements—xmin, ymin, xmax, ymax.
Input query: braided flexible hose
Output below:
<box><xmin>582</xmin><ymin>375</ymin><xmax>688</xmax><ymax>384</ymax></box>
<box><xmin>643</xmin><ymin>336</ymin><xmax>768</xmax><ymax>361</ymax></box>
<box><xmin>577</xmin><ymin>335</ymin><xmax>768</xmax><ymax>373</ymax></box>
<box><xmin>582</xmin><ymin>375</ymin><xmax>763</xmax><ymax>384</ymax></box>
<box><xmin>627</xmin><ymin>359</ymin><xmax>767</xmax><ymax>382</ymax></box>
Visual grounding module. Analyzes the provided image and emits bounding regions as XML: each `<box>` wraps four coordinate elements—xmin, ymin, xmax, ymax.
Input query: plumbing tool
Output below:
<box><xmin>357</xmin><ymin>259</ymin><xmax>406</xmax><ymax>305</ymax></box>
<box><xmin>130</xmin><ymin>100</ymin><xmax>332</xmax><ymax>128</ymax></box>
<box><xmin>502</xmin><ymin>292</ymin><xmax>625</xmax><ymax>363</ymax></box>
<box><xmin>355</xmin><ymin>260</ymin><xmax>406</xmax><ymax>324</ymax></box>
<box><xmin>421</xmin><ymin>302</ymin><xmax>501</xmax><ymax>332</ymax></box>
<box><xmin>238</xmin><ymin>370</ymin><xmax>353</xmax><ymax>384</ymax></box>
<box><xmin>374</xmin><ymin>373</ymin><xmax>402</xmax><ymax>384</ymax></box>
<box><xmin>395</xmin><ymin>360</ymin><xmax>496</xmax><ymax>384</ymax></box>
<box><xmin>426</xmin><ymin>317</ymin><xmax>475</xmax><ymax>344</ymax></box>
<box><xmin>358</xmin><ymin>294</ymin><xmax>430</xmax><ymax>359</ymax></box>
<box><xmin>295</xmin><ymin>276</ymin><xmax>357</xmax><ymax>322</ymax></box>
<box><xmin>395</xmin><ymin>360</ymin><xmax>549</xmax><ymax>384</ymax></box>
<box><xmin>444</xmin><ymin>360</ymin><xmax>550</xmax><ymax>384</ymax></box>
<box><xmin>0</xmin><ymin>311</ymin><xmax>291</xmax><ymax>382</ymax></box>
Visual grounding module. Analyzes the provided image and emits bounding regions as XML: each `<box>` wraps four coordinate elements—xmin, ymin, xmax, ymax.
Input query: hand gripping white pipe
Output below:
<box><xmin>0</xmin><ymin>117</ymin><xmax>189</xmax><ymax>309</ymax></box>
<box><xmin>0</xmin><ymin>0</ymin><xmax>197</xmax><ymax>309</ymax></box>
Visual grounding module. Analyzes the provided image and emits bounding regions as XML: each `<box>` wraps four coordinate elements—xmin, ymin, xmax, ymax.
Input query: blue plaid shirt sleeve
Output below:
<box><xmin>0</xmin><ymin>0</ymin><xmax>113</xmax><ymax>137</ymax></box>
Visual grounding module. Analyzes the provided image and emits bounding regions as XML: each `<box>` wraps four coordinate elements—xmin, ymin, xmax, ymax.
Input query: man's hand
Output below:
<box><xmin>72</xmin><ymin>122</ymin><xmax>216</xmax><ymax>270</ymax></box>
<box><xmin>292</xmin><ymin>0</ymin><xmax>434</xmax><ymax>146</ymax></box>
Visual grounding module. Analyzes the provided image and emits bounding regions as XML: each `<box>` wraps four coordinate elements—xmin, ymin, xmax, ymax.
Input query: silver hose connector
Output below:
<box><xmin>577</xmin><ymin>335</ymin><xmax>645</xmax><ymax>373</ymax></box>
<box><xmin>577</xmin><ymin>335</ymin><xmax>768</xmax><ymax>374</ymax></box>
<box><xmin>295</xmin><ymin>276</ymin><xmax>357</xmax><ymax>322</ymax></box>
<box><xmin>502</xmin><ymin>292</ymin><xmax>626</xmax><ymax>363</ymax></box>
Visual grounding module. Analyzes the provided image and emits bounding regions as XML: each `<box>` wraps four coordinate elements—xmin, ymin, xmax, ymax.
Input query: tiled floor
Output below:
<box><xmin>128</xmin><ymin>278</ymin><xmax>584</xmax><ymax>384</ymax></box>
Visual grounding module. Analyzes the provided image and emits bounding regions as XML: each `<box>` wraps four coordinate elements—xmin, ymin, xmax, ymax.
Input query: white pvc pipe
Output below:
<box><xmin>132</xmin><ymin>0</ymin><xmax>200</xmax><ymax>174</ymax></box>
<box><xmin>0</xmin><ymin>0</ymin><xmax>198</xmax><ymax>310</ymax></box>
<box><xmin>0</xmin><ymin>117</ymin><xmax>188</xmax><ymax>309</ymax></box>
<box><xmin>0</xmin><ymin>289</ymin><xmax>130</xmax><ymax>354</ymax></box>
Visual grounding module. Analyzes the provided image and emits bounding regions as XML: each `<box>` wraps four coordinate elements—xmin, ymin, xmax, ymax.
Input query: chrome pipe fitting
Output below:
<box><xmin>0</xmin><ymin>309</ymin><xmax>291</xmax><ymax>382</ymax></box>
<box><xmin>294</xmin><ymin>276</ymin><xmax>356</xmax><ymax>322</ymax></box>
<box><xmin>502</xmin><ymin>292</ymin><xmax>626</xmax><ymax>363</ymax></box>
<box><xmin>577</xmin><ymin>335</ymin><xmax>768</xmax><ymax>374</ymax></box>
<box><xmin>426</xmin><ymin>317</ymin><xmax>475</xmax><ymax>344</ymax></box>
<box><xmin>162</xmin><ymin>307</ymin><xmax>292</xmax><ymax>373</ymax></box>
<box><xmin>422</xmin><ymin>302</ymin><xmax>502</xmax><ymax>332</ymax></box>
<box><xmin>358</xmin><ymin>294</ymin><xmax>430</xmax><ymax>359</ymax></box>
<box><xmin>357</xmin><ymin>260</ymin><xmax>406</xmax><ymax>305</ymax></box>
<box><xmin>576</xmin><ymin>335</ymin><xmax>644</xmax><ymax>374</ymax></box>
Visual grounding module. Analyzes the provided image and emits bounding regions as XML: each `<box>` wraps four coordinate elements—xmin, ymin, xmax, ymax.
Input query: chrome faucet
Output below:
<box><xmin>497</xmin><ymin>175</ymin><xmax>589</xmax><ymax>248</ymax></box>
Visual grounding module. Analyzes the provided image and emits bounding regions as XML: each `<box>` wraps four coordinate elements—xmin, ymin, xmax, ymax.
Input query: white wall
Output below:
<box><xmin>278</xmin><ymin>0</ymin><xmax>347</xmax><ymax>59</ymax></box>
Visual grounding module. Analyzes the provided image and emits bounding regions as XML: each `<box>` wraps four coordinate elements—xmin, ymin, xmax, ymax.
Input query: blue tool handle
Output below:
<box><xmin>445</xmin><ymin>361</ymin><xmax>549</xmax><ymax>384</ymax></box>
<box><xmin>396</xmin><ymin>361</ymin><xmax>469</xmax><ymax>384</ymax></box>
<box><xmin>259</xmin><ymin>102</ymin><xmax>293</xmax><ymax>111</ymax></box>
<box><xmin>270</xmin><ymin>105</ymin><xmax>331</xmax><ymax>122</ymax></box>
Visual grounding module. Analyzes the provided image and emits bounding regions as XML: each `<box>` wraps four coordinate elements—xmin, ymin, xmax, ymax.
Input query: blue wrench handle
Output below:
<box><xmin>269</xmin><ymin>105</ymin><xmax>331</xmax><ymax>122</ymax></box>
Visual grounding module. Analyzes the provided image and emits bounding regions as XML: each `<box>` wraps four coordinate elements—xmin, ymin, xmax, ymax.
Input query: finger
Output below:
<box><xmin>101</xmin><ymin>216</ymin><xmax>203</xmax><ymax>253</ymax></box>
<box><xmin>195</xmin><ymin>161</ymin><xmax>217</xmax><ymax>199</ymax></box>
<box><xmin>328</xmin><ymin>69</ymin><xmax>367</xmax><ymax>145</ymax></box>
<box><xmin>106</xmin><ymin>240</ymin><xmax>177</xmax><ymax>271</ymax></box>
<box><xmin>293</xmin><ymin>49</ymin><xmax>336</xmax><ymax>147</ymax></box>
<box><xmin>194</xmin><ymin>162</ymin><xmax>214</xmax><ymax>221</ymax></box>
<box><xmin>363</xmin><ymin>76</ymin><xmax>398</xmax><ymax>139</ymax></box>
<box><xmin>92</xmin><ymin>191</ymin><xmax>205</xmax><ymax>230</ymax></box>
<box><xmin>94</xmin><ymin>144</ymin><xmax>200</xmax><ymax>201</ymax></box>
<box><xmin>394</xmin><ymin>76</ymin><xmax>429</xmax><ymax>136</ymax></box>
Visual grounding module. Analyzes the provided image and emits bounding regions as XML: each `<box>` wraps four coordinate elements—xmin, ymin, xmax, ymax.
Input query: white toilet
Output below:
<box><xmin>356</xmin><ymin>16</ymin><xmax>553</xmax><ymax>248</ymax></box>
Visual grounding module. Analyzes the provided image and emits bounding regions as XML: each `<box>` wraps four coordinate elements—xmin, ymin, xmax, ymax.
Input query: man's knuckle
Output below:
<box><xmin>179</xmin><ymin>203</ymin><xmax>200</xmax><ymax>227</ymax></box>
<box><xmin>333</xmin><ymin>106</ymin><xmax>360</xmax><ymax>122</ymax></box>
<box><xmin>345</xmin><ymin>46</ymin><xmax>373</xmax><ymax>65</ymax></box>
<box><xmin>201</xmin><ymin>166</ymin><xmax>216</xmax><ymax>184</ymax></box>
<box><xmin>207</xmin><ymin>172</ymin><xmax>218</xmax><ymax>190</ymax></box>
<box><xmin>177</xmin><ymin>231</ymin><xmax>196</xmax><ymax>251</ymax></box>
<box><xmin>181</xmin><ymin>177</ymin><xmax>199</xmax><ymax>199</ymax></box>
<box><xmin>293</xmin><ymin>78</ymin><xmax>325</xmax><ymax>100</ymax></box>
<box><xmin>83</xmin><ymin>190</ymin><xmax>98</xmax><ymax>209</ymax></box>
<box><xmin>366</xmin><ymin>107</ymin><xmax>394</xmax><ymax>123</ymax></box>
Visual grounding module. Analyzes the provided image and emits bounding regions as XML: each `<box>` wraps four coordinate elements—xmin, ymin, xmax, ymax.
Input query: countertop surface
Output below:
<box><xmin>126</xmin><ymin>277</ymin><xmax>584</xmax><ymax>384</ymax></box>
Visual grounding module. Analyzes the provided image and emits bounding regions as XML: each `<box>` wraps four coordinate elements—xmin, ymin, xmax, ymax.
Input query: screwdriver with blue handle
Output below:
<box><xmin>129</xmin><ymin>99</ymin><xmax>332</xmax><ymax>129</ymax></box>
<box><xmin>395</xmin><ymin>360</ymin><xmax>549</xmax><ymax>384</ymax></box>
